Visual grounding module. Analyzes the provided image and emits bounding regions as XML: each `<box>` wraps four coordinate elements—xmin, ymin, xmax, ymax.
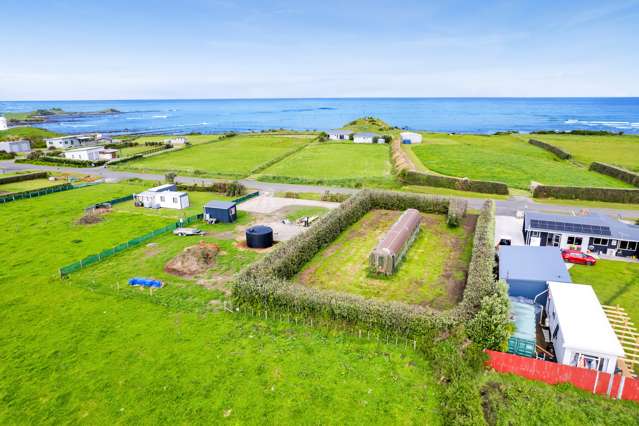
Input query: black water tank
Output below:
<box><xmin>246</xmin><ymin>225</ymin><xmax>274</xmax><ymax>248</ymax></box>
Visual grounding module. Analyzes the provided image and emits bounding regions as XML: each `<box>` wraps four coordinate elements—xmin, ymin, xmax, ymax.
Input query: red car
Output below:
<box><xmin>561</xmin><ymin>249</ymin><xmax>597</xmax><ymax>266</ymax></box>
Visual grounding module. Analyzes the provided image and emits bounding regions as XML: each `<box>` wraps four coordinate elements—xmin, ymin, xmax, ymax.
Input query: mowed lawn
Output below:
<box><xmin>0</xmin><ymin>182</ymin><xmax>443</xmax><ymax>423</ymax></box>
<box><xmin>0</xmin><ymin>178</ymin><xmax>62</xmax><ymax>194</ymax></box>
<box><xmin>115</xmin><ymin>135</ymin><xmax>309</xmax><ymax>178</ymax></box>
<box><xmin>411</xmin><ymin>134</ymin><xmax>631</xmax><ymax>190</ymax></box>
<box><xmin>131</xmin><ymin>134</ymin><xmax>220</xmax><ymax>145</ymax></box>
<box><xmin>569</xmin><ymin>260</ymin><xmax>639</xmax><ymax>326</ymax></box>
<box><xmin>297</xmin><ymin>210</ymin><xmax>475</xmax><ymax>309</ymax></box>
<box><xmin>523</xmin><ymin>134</ymin><xmax>639</xmax><ymax>171</ymax></box>
<box><xmin>262</xmin><ymin>143</ymin><xmax>392</xmax><ymax>180</ymax></box>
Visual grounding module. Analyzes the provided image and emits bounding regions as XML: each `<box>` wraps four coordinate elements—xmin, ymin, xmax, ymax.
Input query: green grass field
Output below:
<box><xmin>0</xmin><ymin>126</ymin><xmax>60</xmax><ymax>148</ymax></box>
<box><xmin>130</xmin><ymin>134</ymin><xmax>220</xmax><ymax>145</ymax></box>
<box><xmin>297</xmin><ymin>210</ymin><xmax>475</xmax><ymax>308</ymax></box>
<box><xmin>411</xmin><ymin>134</ymin><xmax>631</xmax><ymax>190</ymax></box>
<box><xmin>0</xmin><ymin>182</ymin><xmax>445</xmax><ymax>423</ymax></box>
<box><xmin>521</xmin><ymin>134</ymin><xmax>639</xmax><ymax>171</ymax></box>
<box><xmin>261</xmin><ymin>143</ymin><xmax>392</xmax><ymax>181</ymax></box>
<box><xmin>569</xmin><ymin>260</ymin><xmax>639</xmax><ymax>326</ymax></box>
<box><xmin>0</xmin><ymin>178</ymin><xmax>62</xmax><ymax>194</ymax></box>
<box><xmin>114</xmin><ymin>135</ymin><xmax>309</xmax><ymax>178</ymax></box>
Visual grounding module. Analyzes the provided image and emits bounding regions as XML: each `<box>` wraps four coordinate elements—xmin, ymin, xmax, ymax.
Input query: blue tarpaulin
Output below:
<box><xmin>128</xmin><ymin>277</ymin><xmax>163</xmax><ymax>288</ymax></box>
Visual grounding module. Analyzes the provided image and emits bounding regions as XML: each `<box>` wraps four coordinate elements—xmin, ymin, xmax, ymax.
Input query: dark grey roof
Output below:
<box><xmin>524</xmin><ymin>211</ymin><xmax>639</xmax><ymax>241</ymax></box>
<box><xmin>354</xmin><ymin>132</ymin><xmax>379</xmax><ymax>137</ymax></box>
<box><xmin>204</xmin><ymin>200</ymin><xmax>236</xmax><ymax>209</ymax></box>
<box><xmin>327</xmin><ymin>129</ymin><xmax>353</xmax><ymax>135</ymax></box>
<box><xmin>499</xmin><ymin>246</ymin><xmax>572</xmax><ymax>283</ymax></box>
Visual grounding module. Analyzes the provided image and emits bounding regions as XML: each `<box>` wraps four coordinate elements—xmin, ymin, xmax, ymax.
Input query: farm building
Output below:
<box><xmin>327</xmin><ymin>130</ymin><xmax>353</xmax><ymax>141</ymax></box>
<box><xmin>0</xmin><ymin>139</ymin><xmax>31</xmax><ymax>153</ymax></box>
<box><xmin>523</xmin><ymin>211</ymin><xmax>639</xmax><ymax>258</ymax></box>
<box><xmin>369</xmin><ymin>209</ymin><xmax>421</xmax><ymax>275</ymax></box>
<box><xmin>498</xmin><ymin>245</ymin><xmax>571</xmax><ymax>305</ymax></box>
<box><xmin>546</xmin><ymin>282</ymin><xmax>624</xmax><ymax>374</ymax></box>
<box><xmin>354</xmin><ymin>132</ymin><xmax>382</xmax><ymax>143</ymax></box>
<box><xmin>165</xmin><ymin>136</ymin><xmax>187</xmax><ymax>145</ymax></box>
<box><xmin>203</xmin><ymin>200</ymin><xmax>237</xmax><ymax>223</ymax></box>
<box><xmin>98</xmin><ymin>148</ymin><xmax>118</xmax><ymax>160</ymax></box>
<box><xmin>400</xmin><ymin>132</ymin><xmax>422</xmax><ymax>144</ymax></box>
<box><xmin>134</xmin><ymin>183</ymin><xmax>190</xmax><ymax>210</ymax></box>
<box><xmin>0</xmin><ymin>116</ymin><xmax>7</xmax><ymax>131</ymax></box>
<box><xmin>63</xmin><ymin>146</ymin><xmax>104</xmax><ymax>161</ymax></box>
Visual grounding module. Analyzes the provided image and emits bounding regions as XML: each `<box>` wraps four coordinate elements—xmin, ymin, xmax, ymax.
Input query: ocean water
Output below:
<box><xmin>1</xmin><ymin>98</ymin><xmax>638</xmax><ymax>135</ymax></box>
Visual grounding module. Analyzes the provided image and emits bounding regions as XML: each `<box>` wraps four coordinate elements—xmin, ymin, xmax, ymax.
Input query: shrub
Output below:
<box><xmin>589</xmin><ymin>162</ymin><xmax>639</xmax><ymax>187</ymax></box>
<box><xmin>0</xmin><ymin>151</ymin><xmax>16</xmax><ymax>160</ymax></box>
<box><xmin>317</xmin><ymin>131</ymin><xmax>329</xmax><ymax>142</ymax></box>
<box><xmin>400</xmin><ymin>169</ymin><xmax>509</xmax><ymax>195</ymax></box>
<box><xmin>225</xmin><ymin>181</ymin><xmax>245</xmax><ymax>197</ymax></box>
<box><xmin>176</xmin><ymin>181</ymin><xmax>244</xmax><ymax>195</ymax></box>
<box><xmin>465</xmin><ymin>280</ymin><xmax>511</xmax><ymax>350</ymax></box>
<box><xmin>532</xmin><ymin>184</ymin><xmax>639</xmax><ymax>204</ymax></box>
<box><xmin>447</xmin><ymin>199</ymin><xmax>467</xmax><ymax>227</ymax></box>
<box><xmin>284</xmin><ymin>191</ymin><xmax>299</xmax><ymax>199</ymax></box>
<box><xmin>320</xmin><ymin>191</ymin><xmax>351</xmax><ymax>202</ymax></box>
<box><xmin>528</xmin><ymin>139</ymin><xmax>571</xmax><ymax>160</ymax></box>
<box><xmin>165</xmin><ymin>172</ymin><xmax>177</xmax><ymax>184</ymax></box>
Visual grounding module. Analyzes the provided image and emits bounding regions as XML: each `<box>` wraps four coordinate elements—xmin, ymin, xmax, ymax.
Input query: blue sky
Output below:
<box><xmin>1</xmin><ymin>0</ymin><xmax>638</xmax><ymax>99</ymax></box>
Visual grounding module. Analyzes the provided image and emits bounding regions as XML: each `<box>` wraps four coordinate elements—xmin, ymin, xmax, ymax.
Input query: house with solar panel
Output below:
<box><xmin>523</xmin><ymin>212</ymin><xmax>639</xmax><ymax>258</ymax></box>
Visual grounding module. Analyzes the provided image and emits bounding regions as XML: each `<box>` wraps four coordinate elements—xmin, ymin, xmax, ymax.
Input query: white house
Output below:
<box><xmin>164</xmin><ymin>136</ymin><xmax>187</xmax><ymax>145</ymax></box>
<box><xmin>63</xmin><ymin>146</ymin><xmax>104</xmax><ymax>161</ymax></box>
<box><xmin>327</xmin><ymin>130</ymin><xmax>353</xmax><ymax>141</ymax></box>
<box><xmin>134</xmin><ymin>183</ymin><xmax>190</xmax><ymax>210</ymax></box>
<box><xmin>46</xmin><ymin>134</ymin><xmax>98</xmax><ymax>149</ymax></box>
<box><xmin>353</xmin><ymin>132</ymin><xmax>383</xmax><ymax>143</ymax></box>
<box><xmin>0</xmin><ymin>140</ymin><xmax>31</xmax><ymax>153</ymax></box>
<box><xmin>0</xmin><ymin>117</ymin><xmax>7</xmax><ymax>131</ymax></box>
<box><xmin>400</xmin><ymin>132</ymin><xmax>422</xmax><ymax>144</ymax></box>
<box><xmin>546</xmin><ymin>282</ymin><xmax>624</xmax><ymax>375</ymax></box>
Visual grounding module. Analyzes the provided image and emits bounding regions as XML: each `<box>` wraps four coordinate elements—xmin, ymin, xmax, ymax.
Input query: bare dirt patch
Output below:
<box><xmin>76</xmin><ymin>207</ymin><xmax>111</xmax><ymax>225</ymax></box>
<box><xmin>165</xmin><ymin>242</ymin><xmax>220</xmax><ymax>277</ymax></box>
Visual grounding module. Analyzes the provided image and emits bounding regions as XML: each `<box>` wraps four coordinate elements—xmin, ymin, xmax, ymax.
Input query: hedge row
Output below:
<box><xmin>533</xmin><ymin>184</ymin><xmax>639</xmax><ymax>204</ymax></box>
<box><xmin>447</xmin><ymin>199</ymin><xmax>467</xmax><ymax>227</ymax></box>
<box><xmin>107</xmin><ymin>154</ymin><xmax>143</xmax><ymax>165</ymax></box>
<box><xmin>233</xmin><ymin>190</ymin><xmax>506</xmax><ymax>343</ymax></box>
<box><xmin>176</xmin><ymin>181</ymin><xmax>245</xmax><ymax>197</ymax></box>
<box><xmin>257</xmin><ymin>174</ymin><xmax>390</xmax><ymax>189</ymax></box>
<box><xmin>399</xmin><ymin>169</ymin><xmax>509</xmax><ymax>195</ymax></box>
<box><xmin>528</xmin><ymin>138</ymin><xmax>571</xmax><ymax>160</ymax></box>
<box><xmin>0</xmin><ymin>171</ymin><xmax>47</xmax><ymax>185</ymax></box>
<box><xmin>15</xmin><ymin>157</ymin><xmax>106</xmax><ymax>167</ymax></box>
<box><xmin>589</xmin><ymin>162</ymin><xmax>639</xmax><ymax>187</ymax></box>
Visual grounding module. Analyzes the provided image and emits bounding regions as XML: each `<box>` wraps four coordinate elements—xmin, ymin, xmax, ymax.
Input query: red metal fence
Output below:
<box><xmin>486</xmin><ymin>350</ymin><xmax>639</xmax><ymax>402</ymax></box>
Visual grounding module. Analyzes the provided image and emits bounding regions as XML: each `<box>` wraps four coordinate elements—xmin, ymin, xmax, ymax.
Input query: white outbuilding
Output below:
<box><xmin>353</xmin><ymin>132</ymin><xmax>382</xmax><ymax>143</ymax></box>
<box><xmin>0</xmin><ymin>116</ymin><xmax>7</xmax><ymax>131</ymax></box>
<box><xmin>327</xmin><ymin>130</ymin><xmax>353</xmax><ymax>141</ymax></box>
<box><xmin>164</xmin><ymin>136</ymin><xmax>187</xmax><ymax>145</ymax></box>
<box><xmin>0</xmin><ymin>139</ymin><xmax>31</xmax><ymax>153</ymax></box>
<box><xmin>400</xmin><ymin>132</ymin><xmax>422</xmax><ymax>144</ymax></box>
<box><xmin>63</xmin><ymin>146</ymin><xmax>104</xmax><ymax>161</ymax></box>
<box><xmin>546</xmin><ymin>282</ymin><xmax>624</xmax><ymax>374</ymax></box>
<box><xmin>134</xmin><ymin>183</ymin><xmax>190</xmax><ymax>210</ymax></box>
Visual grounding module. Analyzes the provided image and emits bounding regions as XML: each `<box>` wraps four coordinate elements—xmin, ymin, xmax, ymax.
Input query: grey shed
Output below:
<box><xmin>369</xmin><ymin>209</ymin><xmax>421</xmax><ymax>275</ymax></box>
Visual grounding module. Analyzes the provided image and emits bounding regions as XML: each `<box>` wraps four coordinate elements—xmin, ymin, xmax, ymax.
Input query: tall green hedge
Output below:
<box><xmin>233</xmin><ymin>191</ymin><xmax>508</xmax><ymax>343</ymax></box>
<box><xmin>528</xmin><ymin>139</ymin><xmax>571</xmax><ymax>160</ymax></box>
<box><xmin>589</xmin><ymin>162</ymin><xmax>639</xmax><ymax>187</ymax></box>
<box><xmin>0</xmin><ymin>171</ymin><xmax>47</xmax><ymax>185</ymax></box>
<box><xmin>399</xmin><ymin>169</ymin><xmax>509</xmax><ymax>195</ymax></box>
<box><xmin>533</xmin><ymin>184</ymin><xmax>639</xmax><ymax>203</ymax></box>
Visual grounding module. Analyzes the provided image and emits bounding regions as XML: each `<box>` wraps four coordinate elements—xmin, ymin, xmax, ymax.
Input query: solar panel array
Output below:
<box><xmin>529</xmin><ymin>219</ymin><xmax>612</xmax><ymax>236</ymax></box>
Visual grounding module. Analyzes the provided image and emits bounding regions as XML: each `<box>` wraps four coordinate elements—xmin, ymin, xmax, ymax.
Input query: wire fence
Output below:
<box><xmin>85</xmin><ymin>194</ymin><xmax>134</xmax><ymax>212</ymax></box>
<box><xmin>0</xmin><ymin>183</ymin><xmax>74</xmax><ymax>204</ymax></box>
<box><xmin>59</xmin><ymin>213</ymin><xmax>204</xmax><ymax>277</ymax></box>
<box><xmin>222</xmin><ymin>301</ymin><xmax>422</xmax><ymax>352</ymax></box>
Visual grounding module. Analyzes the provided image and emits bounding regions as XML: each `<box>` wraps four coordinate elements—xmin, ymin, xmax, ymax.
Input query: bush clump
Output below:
<box><xmin>447</xmin><ymin>199</ymin><xmax>467</xmax><ymax>227</ymax></box>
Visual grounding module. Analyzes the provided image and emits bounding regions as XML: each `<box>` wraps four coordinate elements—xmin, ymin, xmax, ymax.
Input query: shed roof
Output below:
<box><xmin>372</xmin><ymin>209</ymin><xmax>421</xmax><ymax>256</ymax></box>
<box><xmin>524</xmin><ymin>211</ymin><xmax>639</xmax><ymax>242</ymax></box>
<box><xmin>65</xmin><ymin>145</ymin><xmax>104</xmax><ymax>153</ymax></box>
<box><xmin>499</xmin><ymin>246</ymin><xmax>571</xmax><ymax>283</ymax></box>
<box><xmin>147</xmin><ymin>183</ymin><xmax>177</xmax><ymax>192</ymax></box>
<box><xmin>204</xmin><ymin>200</ymin><xmax>237</xmax><ymax>209</ymax></box>
<box><xmin>354</xmin><ymin>132</ymin><xmax>379</xmax><ymax>138</ymax></box>
<box><xmin>548</xmin><ymin>282</ymin><xmax>624</xmax><ymax>357</ymax></box>
<box><xmin>327</xmin><ymin>129</ymin><xmax>353</xmax><ymax>135</ymax></box>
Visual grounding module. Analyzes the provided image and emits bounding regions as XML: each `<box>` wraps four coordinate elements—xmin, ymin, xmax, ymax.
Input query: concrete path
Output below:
<box><xmin>2</xmin><ymin>160</ymin><xmax>638</xmax><ymax>218</ymax></box>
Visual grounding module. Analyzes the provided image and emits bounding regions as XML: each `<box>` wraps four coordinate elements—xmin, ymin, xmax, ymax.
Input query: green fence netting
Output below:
<box><xmin>0</xmin><ymin>183</ymin><xmax>74</xmax><ymax>204</ymax></box>
<box><xmin>232</xmin><ymin>191</ymin><xmax>259</xmax><ymax>204</ymax></box>
<box><xmin>59</xmin><ymin>213</ymin><xmax>204</xmax><ymax>277</ymax></box>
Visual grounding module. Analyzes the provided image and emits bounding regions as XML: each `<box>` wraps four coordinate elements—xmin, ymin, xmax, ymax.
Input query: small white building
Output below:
<box><xmin>353</xmin><ymin>132</ymin><xmax>382</xmax><ymax>143</ymax></box>
<box><xmin>63</xmin><ymin>146</ymin><xmax>104</xmax><ymax>161</ymax></box>
<box><xmin>0</xmin><ymin>117</ymin><xmax>7</xmax><ymax>131</ymax></box>
<box><xmin>98</xmin><ymin>148</ymin><xmax>118</xmax><ymax>160</ymax></box>
<box><xmin>546</xmin><ymin>282</ymin><xmax>624</xmax><ymax>375</ymax></box>
<box><xmin>327</xmin><ymin>130</ymin><xmax>353</xmax><ymax>141</ymax></box>
<box><xmin>46</xmin><ymin>134</ymin><xmax>98</xmax><ymax>149</ymax></box>
<box><xmin>0</xmin><ymin>139</ymin><xmax>31</xmax><ymax>153</ymax></box>
<box><xmin>164</xmin><ymin>136</ymin><xmax>187</xmax><ymax>145</ymax></box>
<box><xmin>400</xmin><ymin>132</ymin><xmax>422</xmax><ymax>144</ymax></box>
<box><xmin>134</xmin><ymin>183</ymin><xmax>190</xmax><ymax>210</ymax></box>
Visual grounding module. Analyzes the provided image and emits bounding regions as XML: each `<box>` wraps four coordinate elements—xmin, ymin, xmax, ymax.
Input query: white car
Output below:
<box><xmin>173</xmin><ymin>227</ymin><xmax>205</xmax><ymax>237</ymax></box>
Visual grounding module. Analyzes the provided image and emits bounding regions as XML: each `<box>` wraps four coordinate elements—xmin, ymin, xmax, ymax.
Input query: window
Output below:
<box><xmin>592</xmin><ymin>238</ymin><xmax>609</xmax><ymax>246</ymax></box>
<box><xmin>619</xmin><ymin>241</ymin><xmax>638</xmax><ymax>251</ymax></box>
<box><xmin>552</xmin><ymin>324</ymin><xmax>559</xmax><ymax>339</ymax></box>
<box><xmin>531</xmin><ymin>231</ymin><xmax>540</xmax><ymax>237</ymax></box>
<box><xmin>567</xmin><ymin>236</ymin><xmax>583</xmax><ymax>246</ymax></box>
<box><xmin>160</xmin><ymin>196</ymin><xmax>165</xmax><ymax>202</ymax></box>
<box><xmin>172</xmin><ymin>197</ymin><xmax>177</xmax><ymax>203</ymax></box>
